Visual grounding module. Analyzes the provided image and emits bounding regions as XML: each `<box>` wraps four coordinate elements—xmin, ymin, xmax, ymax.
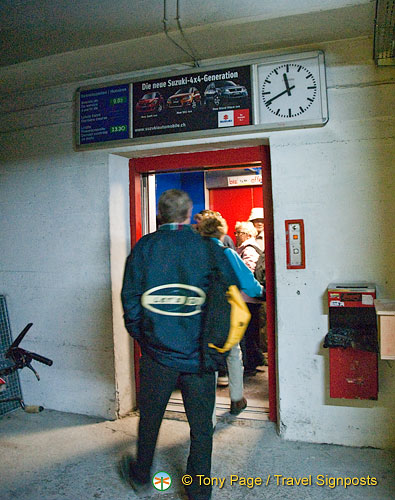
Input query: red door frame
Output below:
<box><xmin>128</xmin><ymin>145</ymin><xmax>277</xmax><ymax>422</ymax></box>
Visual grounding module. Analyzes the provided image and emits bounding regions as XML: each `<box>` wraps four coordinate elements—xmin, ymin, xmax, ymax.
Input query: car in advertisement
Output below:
<box><xmin>167</xmin><ymin>87</ymin><xmax>202</xmax><ymax>110</ymax></box>
<box><xmin>135</xmin><ymin>92</ymin><xmax>165</xmax><ymax>114</ymax></box>
<box><xmin>204</xmin><ymin>80</ymin><xmax>249</xmax><ymax>108</ymax></box>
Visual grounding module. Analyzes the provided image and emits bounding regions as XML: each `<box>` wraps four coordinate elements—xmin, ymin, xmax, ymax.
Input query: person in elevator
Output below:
<box><xmin>194</xmin><ymin>210</ymin><xmax>236</xmax><ymax>387</ymax></box>
<box><xmin>198</xmin><ymin>213</ymin><xmax>263</xmax><ymax>415</ymax></box>
<box><xmin>235</xmin><ymin>221</ymin><xmax>265</xmax><ymax>375</ymax></box>
<box><xmin>247</xmin><ymin>208</ymin><xmax>268</xmax><ymax>361</ymax></box>
<box><xmin>194</xmin><ymin>209</ymin><xmax>235</xmax><ymax>249</ymax></box>
<box><xmin>248</xmin><ymin>207</ymin><xmax>265</xmax><ymax>252</ymax></box>
<box><xmin>121</xmin><ymin>189</ymin><xmax>239</xmax><ymax>500</ymax></box>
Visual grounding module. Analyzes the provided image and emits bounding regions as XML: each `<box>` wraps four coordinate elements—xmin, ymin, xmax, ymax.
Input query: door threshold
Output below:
<box><xmin>166</xmin><ymin>398</ymin><xmax>269</xmax><ymax>421</ymax></box>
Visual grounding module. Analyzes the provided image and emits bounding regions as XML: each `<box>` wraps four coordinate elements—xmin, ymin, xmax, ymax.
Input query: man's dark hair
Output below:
<box><xmin>158</xmin><ymin>189</ymin><xmax>192</xmax><ymax>224</ymax></box>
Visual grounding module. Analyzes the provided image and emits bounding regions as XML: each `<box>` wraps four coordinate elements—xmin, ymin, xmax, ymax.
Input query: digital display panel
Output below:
<box><xmin>79</xmin><ymin>84</ymin><xmax>130</xmax><ymax>145</ymax></box>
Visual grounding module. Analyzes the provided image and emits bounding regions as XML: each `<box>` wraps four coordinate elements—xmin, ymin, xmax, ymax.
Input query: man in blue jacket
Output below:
<box><xmin>121</xmin><ymin>189</ymin><xmax>238</xmax><ymax>500</ymax></box>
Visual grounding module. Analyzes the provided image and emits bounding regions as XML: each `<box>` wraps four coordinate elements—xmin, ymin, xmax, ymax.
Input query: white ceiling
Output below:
<box><xmin>0</xmin><ymin>0</ymin><xmax>376</xmax><ymax>93</ymax></box>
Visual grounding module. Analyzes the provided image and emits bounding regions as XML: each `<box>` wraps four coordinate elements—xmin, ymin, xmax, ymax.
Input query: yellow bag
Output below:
<box><xmin>208</xmin><ymin>284</ymin><xmax>251</xmax><ymax>353</ymax></box>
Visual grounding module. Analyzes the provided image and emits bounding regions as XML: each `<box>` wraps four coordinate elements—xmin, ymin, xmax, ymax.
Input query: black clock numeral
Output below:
<box><xmin>276</xmin><ymin>109</ymin><xmax>280</xmax><ymax>116</ymax></box>
<box><xmin>307</xmin><ymin>86</ymin><xmax>316</xmax><ymax>90</ymax></box>
<box><xmin>297</xmin><ymin>65</ymin><xmax>302</xmax><ymax>72</ymax></box>
<box><xmin>288</xmin><ymin>109</ymin><xmax>292</xmax><ymax>117</ymax></box>
<box><xmin>274</xmin><ymin>69</ymin><xmax>278</xmax><ymax>75</ymax></box>
<box><xmin>286</xmin><ymin>64</ymin><xmax>289</xmax><ymax>72</ymax></box>
<box><xmin>265</xmin><ymin>79</ymin><xmax>271</xmax><ymax>84</ymax></box>
<box><xmin>307</xmin><ymin>97</ymin><xmax>314</xmax><ymax>103</ymax></box>
<box><xmin>300</xmin><ymin>106</ymin><xmax>305</xmax><ymax>113</ymax></box>
<box><xmin>306</xmin><ymin>74</ymin><xmax>313</xmax><ymax>79</ymax></box>
<box><xmin>262</xmin><ymin>92</ymin><xmax>271</xmax><ymax>95</ymax></box>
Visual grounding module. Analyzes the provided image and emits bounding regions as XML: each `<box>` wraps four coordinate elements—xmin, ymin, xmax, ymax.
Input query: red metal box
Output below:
<box><xmin>329</xmin><ymin>348</ymin><xmax>378</xmax><ymax>399</ymax></box>
<box><xmin>327</xmin><ymin>282</ymin><xmax>378</xmax><ymax>400</ymax></box>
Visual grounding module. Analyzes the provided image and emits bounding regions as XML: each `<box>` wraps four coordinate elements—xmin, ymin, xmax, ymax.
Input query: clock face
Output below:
<box><xmin>261</xmin><ymin>63</ymin><xmax>317</xmax><ymax>119</ymax></box>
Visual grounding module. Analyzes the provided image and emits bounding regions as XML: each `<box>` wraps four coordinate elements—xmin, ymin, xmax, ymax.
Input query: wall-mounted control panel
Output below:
<box><xmin>285</xmin><ymin>219</ymin><xmax>305</xmax><ymax>269</ymax></box>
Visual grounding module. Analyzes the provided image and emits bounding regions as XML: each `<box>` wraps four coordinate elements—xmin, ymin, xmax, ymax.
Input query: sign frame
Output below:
<box><xmin>74</xmin><ymin>51</ymin><xmax>328</xmax><ymax>151</ymax></box>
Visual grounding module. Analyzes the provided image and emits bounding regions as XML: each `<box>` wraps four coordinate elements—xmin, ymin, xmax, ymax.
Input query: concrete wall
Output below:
<box><xmin>0</xmin><ymin>88</ymin><xmax>117</xmax><ymax>418</ymax></box>
<box><xmin>269</xmin><ymin>37</ymin><xmax>395</xmax><ymax>448</ymax></box>
<box><xmin>0</xmin><ymin>36</ymin><xmax>394</xmax><ymax>445</ymax></box>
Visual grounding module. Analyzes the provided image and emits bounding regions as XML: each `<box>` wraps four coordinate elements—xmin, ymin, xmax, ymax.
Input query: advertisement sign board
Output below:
<box><xmin>76</xmin><ymin>65</ymin><xmax>252</xmax><ymax>147</ymax></box>
<box><xmin>132</xmin><ymin>65</ymin><xmax>252</xmax><ymax>138</ymax></box>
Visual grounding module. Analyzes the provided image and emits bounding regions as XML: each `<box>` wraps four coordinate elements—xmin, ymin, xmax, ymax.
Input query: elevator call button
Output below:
<box><xmin>285</xmin><ymin>219</ymin><xmax>305</xmax><ymax>269</ymax></box>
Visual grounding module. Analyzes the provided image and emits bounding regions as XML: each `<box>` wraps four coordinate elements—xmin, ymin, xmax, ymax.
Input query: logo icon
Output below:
<box><xmin>218</xmin><ymin>110</ymin><xmax>234</xmax><ymax>127</ymax></box>
<box><xmin>142</xmin><ymin>284</ymin><xmax>206</xmax><ymax>317</ymax></box>
<box><xmin>153</xmin><ymin>471</ymin><xmax>172</xmax><ymax>491</ymax></box>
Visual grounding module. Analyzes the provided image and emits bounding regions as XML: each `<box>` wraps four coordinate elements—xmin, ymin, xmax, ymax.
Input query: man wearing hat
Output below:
<box><xmin>248</xmin><ymin>207</ymin><xmax>267</xmax><ymax>364</ymax></box>
<box><xmin>248</xmin><ymin>207</ymin><xmax>265</xmax><ymax>251</ymax></box>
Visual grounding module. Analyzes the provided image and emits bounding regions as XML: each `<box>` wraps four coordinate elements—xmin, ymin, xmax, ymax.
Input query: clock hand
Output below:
<box><xmin>283</xmin><ymin>73</ymin><xmax>292</xmax><ymax>96</ymax></box>
<box><xmin>265</xmin><ymin>85</ymin><xmax>295</xmax><ymax>106</ymax></box>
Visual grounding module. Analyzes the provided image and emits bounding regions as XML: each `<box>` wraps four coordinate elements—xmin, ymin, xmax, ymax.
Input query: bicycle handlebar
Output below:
<box><xmin>25</xmin><ymin>350</ymin><xmax>53</xmax><ymax>366</ymax></box>
<box><xmin>9</xmin><ymin>323</ymin><xmax>33</xmax><ymax>349</ymax></box>
<box><xmin>4</xmin><ymin>323</ymin><xmax>53</xmax><ymax>370</ymax></box>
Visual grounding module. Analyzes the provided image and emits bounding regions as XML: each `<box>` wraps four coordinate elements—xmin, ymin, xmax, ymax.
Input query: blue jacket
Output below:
<box><xmin>121</xmin><ymin>224</ymin><xmax>240</xmax><ymax>373</ymax></box>
<box><xmin>210</xmin><ymin>238</ymin><xmax>263</xmax><ymax>298</ymax></box>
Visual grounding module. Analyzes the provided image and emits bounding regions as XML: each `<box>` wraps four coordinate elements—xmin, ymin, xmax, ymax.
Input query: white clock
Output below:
<box><xmin>255</xmin><ymin>51</ymin><xmax>328</xmax><ymax>129</ymax></box>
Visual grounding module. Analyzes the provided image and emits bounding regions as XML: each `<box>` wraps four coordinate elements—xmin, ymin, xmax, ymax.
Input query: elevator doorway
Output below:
<box><xmin>128</xmin><ymin>146</ymin><xmax>276</xmax><ymax>422</ymax></box>
<box><xmin>154</xmin><ymin>168</ymin><xmax>268</xmax><ymax>419</ymax></box>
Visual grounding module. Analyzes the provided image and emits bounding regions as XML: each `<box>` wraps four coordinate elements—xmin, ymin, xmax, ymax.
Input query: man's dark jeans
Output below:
<box><xmin>135</xmin><ymin>352</ymin><xmax>215</xmax><ymax>499</ymax></box>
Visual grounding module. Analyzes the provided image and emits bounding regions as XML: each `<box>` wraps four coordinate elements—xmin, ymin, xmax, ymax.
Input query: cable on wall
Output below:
<box><xmin>175</xmin><ymin>0</ymin><xmax>200</xmax><ymax>67</ymax></box>
<box><xmin>163</xmin><ymin>0</ymin><xmax>200</xmax><ymax>68</ymax></box>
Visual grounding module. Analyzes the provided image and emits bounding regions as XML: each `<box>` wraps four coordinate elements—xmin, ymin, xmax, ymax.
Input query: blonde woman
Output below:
<box><xmin>199</xmin><ymin>213</ymin><xmax>263</xmax><ymax>415</ymax></box>
<box><xmin>235</xmin><ymin>221</ymin><xmax>265</xmax><ymax>375</ymax></box>
<box><xmin>194</xmin><ymin>209</ymin><xmax>235</xmax><ymax>249</ymax></box>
